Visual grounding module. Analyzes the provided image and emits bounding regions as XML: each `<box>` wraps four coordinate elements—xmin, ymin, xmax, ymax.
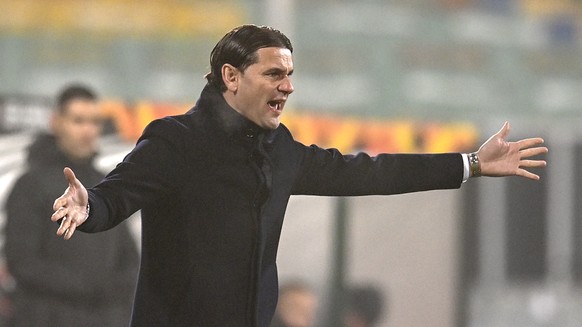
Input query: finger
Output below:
<box><xmin>516</xmin><ymin>138</ymin><xmax>545</xmax><ymax>149</ymax></box>
<box><xmin>519</xmin><ymin>159</ymin><xmax>547</xmax><ymax>168</ymax></box>
<box><xmin>53</xmin><ymin>195</ymin><xmax>68</xmax><ymax>212</ymax></box>
<box><xmin>51</xmin><ymin>206</ymin><xmax>68</xmax><ymax>222</ymax></box>
<box><xmin>64</xmin><ymin>222</ymin><xmax>77</xmax><ymax>240</ymax></box>
<box><xmin>57</xmin><ymin>216</ymin><xmax>71</xmax><ymax>236</ymax></box>
<box><xmin>519</xmin><ymin>146</ymin><xmax>548</xmax><ymax>158</ymax></box>
<box><xmin>516</xmin><ymin>169</ymin><xmax>540</xmax><ymax>181</ymax></box>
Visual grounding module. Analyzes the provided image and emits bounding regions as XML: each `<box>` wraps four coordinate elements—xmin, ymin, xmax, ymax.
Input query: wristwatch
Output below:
<box><xmin>468</xmin><ymin>152</ymin><xmax>481</xmax><ymax>177</ymax></box>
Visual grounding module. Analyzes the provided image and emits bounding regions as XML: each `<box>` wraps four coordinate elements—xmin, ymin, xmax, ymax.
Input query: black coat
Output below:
<box><xmin>82</xmin><ymin>84</ymin><xmax>463</xmax><ymax>326</ymax></box>
<box><xmin>4</xmin><ymin>134</ymin><xmax>139</xmax><ymax>327</ymax></box>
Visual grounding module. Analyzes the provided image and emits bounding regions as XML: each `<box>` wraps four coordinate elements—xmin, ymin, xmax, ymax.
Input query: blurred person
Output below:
<box><xmin>0</xmin><ymin>262</ymin><xmax>14</xmax><ymax>326</ymax></box>
<box><xmin>270</xmin><ymin>281</ymin><xmax>318</xmax><ymax>327</ymax></box>
<box><xmin>344</xmin><ymin>285</ymin><xmax>385</xmax><ymax>327</ymax></box>
<box><xmin>49</xmin><ymin>25</ymin><xmax>547</xmax><ymax>326</ymax></box>
<box><xmin>4</xmin><ymin>84</ymin><xmax>139</xmax><ymax>327</ymax></box>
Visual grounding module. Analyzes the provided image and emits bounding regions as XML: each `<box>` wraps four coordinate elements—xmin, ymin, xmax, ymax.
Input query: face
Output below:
<box><xmin>223</xmin><ymin>47</ymin><xmax>294</xmax><ymax>130</ymax></box>
<box><xmin>52</xmin><ymin>99</ymin><xmax>103</xmax><ymax>161</ymax></box>
<box><xmin>278</xmin><ymin>289</ymin><xmax>317</xmax><ymax>327</ymax></box>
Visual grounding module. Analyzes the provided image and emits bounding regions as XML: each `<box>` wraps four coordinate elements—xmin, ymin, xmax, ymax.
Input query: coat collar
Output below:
<box><xmin>193</xmin><ymin>84</ymin><xmax>276</xmax><ymax>151</ymax></box>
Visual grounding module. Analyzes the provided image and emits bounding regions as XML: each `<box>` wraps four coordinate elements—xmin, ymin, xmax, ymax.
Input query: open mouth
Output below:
<box><xmin>268</xmin><ymin>100</ymin><xmax>284</xmax><ymax>113</ymax></box>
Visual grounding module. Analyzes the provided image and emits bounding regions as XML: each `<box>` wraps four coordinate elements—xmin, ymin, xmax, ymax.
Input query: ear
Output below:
<box><xmin>49</xmin><ymin>112</ymin><xmax>60</xmax><ymax>133</ymax></box>
<box><xmin>221</xmin><ymin>64</ymin><xmax>239</xmax><ymax>93</ymax></box>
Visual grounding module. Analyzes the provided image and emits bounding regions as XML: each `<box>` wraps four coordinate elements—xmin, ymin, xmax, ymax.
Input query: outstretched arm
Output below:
<box><xmin>476</xmin><ymin>122</ymin><xmax>548</xmax><ymax>180</ymax></box>
<box><xmin>51</xmin><ymin>167</ymin><xmax>89</xmax><ymax>240</ymax></box>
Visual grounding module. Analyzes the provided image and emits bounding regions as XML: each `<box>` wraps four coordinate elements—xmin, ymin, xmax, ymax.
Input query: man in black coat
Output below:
<box><xmin>5</xmin><ymin>84</ymin><xmax>139</xmax><ymax>326</ymax></box>
<box><xmin>50</xmin><ymin>25</ymin><xmax>548</xmax><ymax>326</ymax></box>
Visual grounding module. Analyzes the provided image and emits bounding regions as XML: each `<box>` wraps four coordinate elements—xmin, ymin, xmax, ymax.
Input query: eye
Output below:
<box><xmin>265</xmin><ymin>69</ymin><xmax>285</xmax><ymax>79</ymax></box>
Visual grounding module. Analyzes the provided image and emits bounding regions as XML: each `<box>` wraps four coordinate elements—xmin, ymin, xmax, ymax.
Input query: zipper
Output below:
<box><xmin>246</xmin><ymin>152</ymin><xmax>266</xmax><ymax>326</ymax></box>
<box><xmin>246</xmin><ymin>136</ymin><xmax>273</xmax><ymax>326</ymax></box>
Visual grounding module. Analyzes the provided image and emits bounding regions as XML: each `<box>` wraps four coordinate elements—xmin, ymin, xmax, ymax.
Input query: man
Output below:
<box><xmin>4</xmin><ymin>84</ymin><xmax>139</xmax><ymax>327</ymax></box>
<box><xmin>50</xmin><ymin>25</ymin><xmax>547</xmax><ymax>326</ymax></box>
<box><xmin>270</xmin><ymin>281</ymin><xmax>318</xmax><ymax>327</ymax></box>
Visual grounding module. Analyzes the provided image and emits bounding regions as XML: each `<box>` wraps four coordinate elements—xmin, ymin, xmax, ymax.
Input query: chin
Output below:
<box><xmin>266</xmin><ymin>122</ymin><xmax>280</xmax><ymax>130</ymax></box>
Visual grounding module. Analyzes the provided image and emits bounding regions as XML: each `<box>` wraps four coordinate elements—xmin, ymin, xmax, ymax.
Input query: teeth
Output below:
<box><xmin>268</xmin><ymin>101</ymin><xmax>282</xmax><ymax>110</ymax></box>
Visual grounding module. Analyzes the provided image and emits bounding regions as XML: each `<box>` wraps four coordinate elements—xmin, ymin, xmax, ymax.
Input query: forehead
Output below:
<box><xmin>254</xmin><ymin>47</ymin><xmax>293</xmax><ymax>68</ymax></box>
<box><xmin>62</xmin><ymin>99</ymin><xmax>99</xmax><ymax>116</ymax></box>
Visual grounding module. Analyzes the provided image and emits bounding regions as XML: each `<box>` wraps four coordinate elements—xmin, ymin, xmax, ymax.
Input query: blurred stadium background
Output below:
<box><xmin>1</xmin><ymin>0</ymin><xmax>582</xmax><ymax>326</ymax></box>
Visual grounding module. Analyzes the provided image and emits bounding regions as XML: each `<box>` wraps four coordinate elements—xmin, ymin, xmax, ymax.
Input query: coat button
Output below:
<box><xmin>245</xmin><ymin>128</ymin><xmax>256</xmax><ymax>138</ymax></box>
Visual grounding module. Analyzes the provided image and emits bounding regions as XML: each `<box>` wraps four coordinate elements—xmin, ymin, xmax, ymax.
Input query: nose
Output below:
<box><xmin>278</xmin><ymin>77</ymin><xmax>294</xmax><ymax>95</ymax></box>
<box><xmin>82</xmin><ymin>119</ymin><xmax>103</xmax><ymax>139</ymax></box>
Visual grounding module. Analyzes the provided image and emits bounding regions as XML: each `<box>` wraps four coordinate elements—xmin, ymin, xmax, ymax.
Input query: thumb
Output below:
<box><xmin>63</xmin><ymin>167</ymin><xmax>79</xmax><ymax>187</ymax></box>
<box><xmin>497</xmin><ymin>121</ymin><xmax>510</xmax><ymax>140</ymax></box>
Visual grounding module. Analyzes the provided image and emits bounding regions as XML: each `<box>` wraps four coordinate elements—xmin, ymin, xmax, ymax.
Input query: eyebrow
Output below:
<box><xmin>264</xmin><ymin>67</ymin><xmax>293</xmax><ymax>75</ymax></box>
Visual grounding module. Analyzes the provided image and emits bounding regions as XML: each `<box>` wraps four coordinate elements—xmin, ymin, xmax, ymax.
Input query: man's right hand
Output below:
<box><xmin>51</xmin><ymin>167</ymin><xmax>89</xmax><ymax>240</ymax></box>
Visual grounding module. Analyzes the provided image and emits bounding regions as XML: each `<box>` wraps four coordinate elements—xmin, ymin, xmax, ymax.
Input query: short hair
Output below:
<box><xmin>56</xmin><ymin>84</ymin><xmax>98</xmax><ymax>114</ymax></box>
<box><xmin>205</xmin><ymin>24</ymin><xmax>293</xmax><ymax>92</ymax></box>
<box><xmin>346</xmin><ymin>286</ymin><xmax>385</xmax><ymax>325</ymax></box>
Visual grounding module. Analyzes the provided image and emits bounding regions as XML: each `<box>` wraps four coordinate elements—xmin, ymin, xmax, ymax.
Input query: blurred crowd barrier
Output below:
<box><xmin>0</xmin><ymin>94</ymin><xmax>478</xmax><ymax>154</ymax></box>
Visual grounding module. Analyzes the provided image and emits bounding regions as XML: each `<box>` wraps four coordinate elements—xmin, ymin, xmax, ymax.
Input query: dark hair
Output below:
<box><xmin>205</xmin><ymin>24</ymin><xmax>293</xmax><ymax>92</ymax></box>
<box><xmin>347</xmin><ymin>286</ymin><xmax>385</xmax><ymax>325</ymax></box>
<box><xmin>56</xmin><ymin>84</ymin><xmax>98</xmax><ymax>114</ymax></box>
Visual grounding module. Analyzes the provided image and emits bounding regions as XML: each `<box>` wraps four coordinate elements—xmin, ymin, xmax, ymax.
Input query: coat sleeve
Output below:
<box><xmin>80</xmin><ymin>117</ymin><xmax>191</xmax><ymax>233</ymax></box>
<box><xmin>290</xmin><ymin>142</ymin><xmax>464</xmax><ymax>196</ymax></box>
